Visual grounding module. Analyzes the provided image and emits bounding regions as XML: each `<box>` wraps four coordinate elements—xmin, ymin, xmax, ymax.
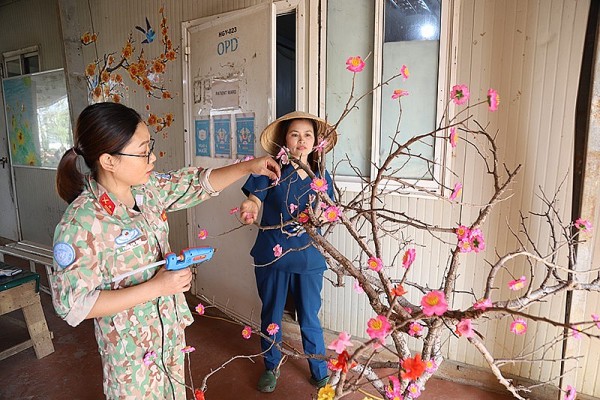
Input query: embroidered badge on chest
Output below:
<box><xmin>99</xmin><ymin>193</ymin><xmax>116</xmax><ymax>215</ymax></box>
<box><xmin>115</xmin><ymin>228</ymin><xmax>142</xmax><ymax>246</ymax></box>
<box><xmin>53</xmin><ymin>242</ymin><xmax>76</xmax><ymax>269</ymax></box>
<box><xmin>161</xmin><ymin>210</ymin><xmax>168</xmax><ymax>221</ymax></box>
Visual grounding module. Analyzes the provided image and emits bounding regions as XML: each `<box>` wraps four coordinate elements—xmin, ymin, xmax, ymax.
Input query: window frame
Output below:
<box><xmin>2</xmin><ymin>45</ymin><xmax>40</xmax><ymax>78</ymax></box>
<box><xmin>321</xmin><ymin>0</ymin><xmax>460</xmax><ymax>196</ymax></box>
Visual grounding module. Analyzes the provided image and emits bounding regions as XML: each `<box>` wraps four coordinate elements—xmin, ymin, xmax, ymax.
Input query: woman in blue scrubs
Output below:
<box><xmin>239</xmin><ymin>111</ymin><xmax>337</xmax><ymax>393</ymax></box>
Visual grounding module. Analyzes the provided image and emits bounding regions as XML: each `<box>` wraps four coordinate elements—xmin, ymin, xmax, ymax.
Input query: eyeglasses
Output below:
<box><xmin>114</xmin><ymin>138</ymin><xmax>155</xmax><ymax>163</ymax></box>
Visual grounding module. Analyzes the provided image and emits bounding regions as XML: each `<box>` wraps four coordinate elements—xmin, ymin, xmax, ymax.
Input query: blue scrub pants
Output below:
<box><xmin>255</xmin><ymin>267</ymin><xmax>328</xmax><ymax>381</ymax></box>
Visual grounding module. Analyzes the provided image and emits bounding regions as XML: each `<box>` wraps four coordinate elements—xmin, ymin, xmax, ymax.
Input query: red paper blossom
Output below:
<box><xmin>401</xmin><ymin>353</ymin><xmax>426</xmax><ymax>381</ymax></box>
<box><xmin>327</xmin><ymin>350</ymin><xmax>355</xmax><ymax>373</ymax></box>
<box><xmin>194</xmin><ymin>389</ymin><xmax>205</xmax><ymax>400</ymax></box>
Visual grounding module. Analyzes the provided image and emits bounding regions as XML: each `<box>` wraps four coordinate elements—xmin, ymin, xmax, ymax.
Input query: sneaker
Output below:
<box><xmin>309</xmin><ymin>375</ymin><xmax>329</xmax><ymax>388</ymax></box>
<box><xmin>257</xmin><ymin>369</ymin><xmax>280</xmax><ymax>393</ymax></box>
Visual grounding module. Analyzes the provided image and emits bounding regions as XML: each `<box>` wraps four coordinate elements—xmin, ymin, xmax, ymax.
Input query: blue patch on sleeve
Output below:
<box><xmin>53</xmin><ymin>242</ymin><xmax>76</xmax><ymax>269</ymax></box>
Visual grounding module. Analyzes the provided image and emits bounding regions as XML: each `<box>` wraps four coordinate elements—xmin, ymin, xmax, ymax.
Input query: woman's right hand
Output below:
<box><xmin>240</xmin><ymin>198</ymin><xmax>259</xmax><ymax>224</ymax></box>
<box><xmin>151</xmin><ymin>266</ymin><xmax>193</xmax><ymax>297</ymax></box>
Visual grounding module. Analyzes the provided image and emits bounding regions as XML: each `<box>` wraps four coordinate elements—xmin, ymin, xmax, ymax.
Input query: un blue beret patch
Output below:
<box><xmin>53</xmin><ymin>242</ymin><xmax>76</xmax><ymax>269</ymax></box>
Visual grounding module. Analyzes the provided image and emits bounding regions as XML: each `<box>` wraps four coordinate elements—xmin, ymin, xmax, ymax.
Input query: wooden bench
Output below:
<box><xmin>0</xmin><ymin>264</ymin><xmax>54</xmax><ymax>360</ymax></box>
<box><xmin>0</xmin><ymin>241</ymin><xmax>54</xmax><ymax>295</ymax></box>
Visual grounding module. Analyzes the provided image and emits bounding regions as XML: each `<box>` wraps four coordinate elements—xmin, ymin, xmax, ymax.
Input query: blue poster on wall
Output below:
<box><xmin>236</xmin><ymin>113</ymin><xmax>255</xmax><ymax>158</ymax></box>
<box><xmin>213</xmin><ymin>114</ymin><xmax>231</xmax><ymax>158</ymax></box>
<box><xmin>195</xmin><ymin>118</ymin><xmax>210</xmax><ymax>156</ymax></box>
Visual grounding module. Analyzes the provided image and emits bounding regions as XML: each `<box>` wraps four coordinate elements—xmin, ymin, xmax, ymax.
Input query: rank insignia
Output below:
<box><xmin>99</xmin><ymin>193</ymin><xmax>115</xmax><ymax>215</ymax></box>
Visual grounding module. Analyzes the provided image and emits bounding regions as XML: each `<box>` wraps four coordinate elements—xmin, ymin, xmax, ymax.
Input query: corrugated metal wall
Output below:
<box><xmin>322</xmin><ymin>0</ymin><xmax>592</xmax><ymax>391</ymax></box>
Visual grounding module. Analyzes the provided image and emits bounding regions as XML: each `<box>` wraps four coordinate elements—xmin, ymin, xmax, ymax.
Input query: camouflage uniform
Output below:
<box><xmin>50</xmin><ymin>167</ymin><xmax>215</xmax><ymax>399</ymax></box>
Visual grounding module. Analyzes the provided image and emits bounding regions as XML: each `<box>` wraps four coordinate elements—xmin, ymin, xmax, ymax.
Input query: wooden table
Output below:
<box><xmin>0</xmin><ymin>263</ymin><xmax>54</xmax><ymax>360</ymax></box>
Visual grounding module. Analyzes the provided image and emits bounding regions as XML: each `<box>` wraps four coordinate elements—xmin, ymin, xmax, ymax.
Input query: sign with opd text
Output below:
<box><xmin>187</xmin><ymin>3</ymin><xmax>273</xmax><ymax>119</ymax></box>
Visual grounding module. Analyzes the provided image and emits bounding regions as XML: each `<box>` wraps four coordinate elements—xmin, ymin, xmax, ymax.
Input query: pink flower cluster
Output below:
<box><xmin>456</xmin><ymin>225</ymin><xmax>486</xmax><ymax>253</ymax></box>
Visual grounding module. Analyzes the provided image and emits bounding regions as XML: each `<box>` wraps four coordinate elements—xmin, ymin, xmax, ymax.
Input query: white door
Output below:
<box><xmin>183</xmin><ymin>3</ymin><xmax>275</xmax><ymax>323</ymax></box>
<box><xmin>0</xmin><ymin>84</ymin><xmax>19</xmax><ymax>241</ymax></box>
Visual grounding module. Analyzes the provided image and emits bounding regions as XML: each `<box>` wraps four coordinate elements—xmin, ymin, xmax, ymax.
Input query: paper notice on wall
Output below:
<box><xmin>235</xmin><ymin>113</ymin><xmax>255</xmax><ymax>158</ymax></box>
<box><xmin>195</xmin><ymin>118</ymin><xmax>210</xmax><ymax>157</ymax></box>
<box><xmin>213</xmin><ymin>114</ymin><xmax>232</xmax><ymax>158</ymax></box>
<box><xmin>212</xmin><ymin>79</ymin><xmax>240</xmax><ymax>110</ymax></box>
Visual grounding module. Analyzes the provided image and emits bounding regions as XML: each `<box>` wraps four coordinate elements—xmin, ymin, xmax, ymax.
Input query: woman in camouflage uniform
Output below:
<box><xmin>51</xmin><ymin>102</ymin><xmax>280</xmax><ymax>399</ymax></box>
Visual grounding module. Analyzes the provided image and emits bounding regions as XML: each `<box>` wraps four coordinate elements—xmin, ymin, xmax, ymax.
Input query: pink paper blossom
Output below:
<box><xmin>276</xmin><ymin>147</ymin><xmax>290</xmax><ymax>165</ymax></box>
<box><xmin>571</xmin><ymin>326</ymin><xmax>582</xmax><ymax>340</ymax></box>
<box><xmin>241</xmin><ymin>325</ymin><xmax>252</xmax><ymax>339</ymax></box>
<box><xmin>408</xmin><ymin>322</ymin><xmax>423</xmax><ymax>337</ymax></box>
<box><xmin>455</xmin><ymin>225</ymin><xmax>470</xmax><ymax>241</ymax></box>
<box><xmin>273</xmin><ymin>244</ymin><xmax>283</xmax><ymax>258</ymax></box>
<box><xmin>324</xmin><ymin>206</ymin><xmax>341</xmax><ymax>222</ymax></box>
<box><xmin>449</xmin><ymin>182</ymin><xmax>463</xmax><ymax>201</ymax></box>
<box><xmin>400</xmin><ymin>64</ymin><xmax>410</xmax><ymax>81</ymax></box>
<box><xmin>386</xmin><ymin>376</ymin><xmax>402</xmax><ymax>400</ymax></box>
<box><xmin>458</xmin><ymin>239</ymin><xmax>473</xmax><ymax>253</ymax></box>
<box><xmin>575</xmin><ymin>218</ymin><xmax>592</xmax><ymax>233</ymax></box>
<box><xmin>449</xmin><ymin>127</ymin><xmax>458</xmax><ymax>148</ymax></box>
<box><xmin>181</xmin><ymin>345</ymin><xmax>196</xmax><ymax>353</ymax></box>
<box><xmin>421</xmin><ymin>290</ymin><xmax>448</xmax><ymax>316</ymax></box>
<box><xmin>425</xmin><ymin>358</ymin><xmax>438</xmax><ymax>374</ymax></box>
<box><xmin>469</xmin><ymin>229</ymin><xmax>486</xmax><ymax>252</ymax></box>
<box><xmin>508</xmin><ymin>276</ymin><xmax>527</xmax><ymax>291</ymax></box>
<box><xmin>487</xmin><ymin>88</ymin><xmax>500</xmax><ymax>111</ymax></box>
<box><xmin>346</xmin><ymin>56</ymin><xmax>366</xmax><ymax>72</ymax></box>
<box><xmin>456</xmin><ymin>318</ymin><xmax>475</xmax><ymax>338</ymax></box>
<box><xmin>564</xmin><ymin>384</ymin><xmax>577</xmax><ymax>400</ymax></box>
<box><xmin>367</xmin><ymin>256</ymin><xmax>383</xmax><ymax>272</ymax></box>
<box><xmin>315</xmin><ymin>139</ymin><xmax>328</xmax><ymax>153</ymax></box>
<box><xmin>510</xmin><ymin>318</ymin><xmax>527</xmax><ymax>335</ymax></box>
<box><xmin>392</xmin><ymin>89</ymin><xmax>409</xmax><ymax>99</ymax></box>
<box><xmin>366</xmin><ymin>315</ymin><xmax>392</xmax><ymax>340</ymax></box>
<box><xmin>328</xmin><ymin>331</ymin><xmax>354</xmax><ymax>354</ymax></box>
<box><xmin>310</xmin><ymin>177</ymin><xmax>329</xmax><ymax>192</ymax></box>
<box><xmin>592</xmin><ymin>313</ymin><xmax>600</xmax><ymax>329</ymax></box>
<box><xmin>353</xmin><ymin>279</ymin><xmax>364</xmax><ymax>293</ymax></box>
<box><xmin>473</xmin><ymin>298</ymin><xmax>492</xmax><ymax>311</ymax></box>
<box><xmin>195</xmin><ymin>304</ymin><xmax>205</xmax><ymax>315</ymax></box>
<box><xmin>450</xmin><ymin>84</ymin><xmax>470</xmax><ymax>105</ymax></box>
<box><xmin>266</xmin><ymin>323</ymin><xmax>280</xmax><ymax>335</ymax></box>
<box><xmin>197</xmin><ymin>229</ymin><xmax>208</xmax><ymax>240</ymax></box>
<box><xmin>402</xmin><ymin>248</ymin><xmax>416</xmax><ymax>269</ymax></box>
<box><xmin>408</xmin><ymin>383</ymin><xmax>422</xmax><ymax>398</ymax></box>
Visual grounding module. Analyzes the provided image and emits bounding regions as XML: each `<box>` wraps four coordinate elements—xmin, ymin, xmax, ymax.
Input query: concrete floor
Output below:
<box><xmin>0</xmin><ymin>273</ymin><xmax>515</xmax><ymax>400</ymax></box>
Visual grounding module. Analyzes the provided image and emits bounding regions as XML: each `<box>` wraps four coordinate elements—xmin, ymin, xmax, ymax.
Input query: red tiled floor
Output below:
<box><xmin>0</xmin><ymin>289</ymin><xmax>515</xmax><ymax>400</ymax></box>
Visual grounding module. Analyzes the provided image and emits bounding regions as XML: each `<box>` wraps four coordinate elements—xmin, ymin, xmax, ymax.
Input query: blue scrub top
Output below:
<box><xmin>242</xmin><ymin>163</ymin><xmax>334</xmax><ymax>273</ymax></box>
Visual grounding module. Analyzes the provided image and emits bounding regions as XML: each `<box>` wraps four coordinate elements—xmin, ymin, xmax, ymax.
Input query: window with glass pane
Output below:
<box><xmin>379</xmin><ymin>0</ymin><xmax>440</xmax><ymax>180</ymax></box>
<box><xmin>326</xmin><ymin>0</ymin><xmax>443</xmax><ymax>183</ymax></box>
<box><xmin>2</xmin><ymin>69</ymin><xmax>73</xmax><ymax>168</ymax></box>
